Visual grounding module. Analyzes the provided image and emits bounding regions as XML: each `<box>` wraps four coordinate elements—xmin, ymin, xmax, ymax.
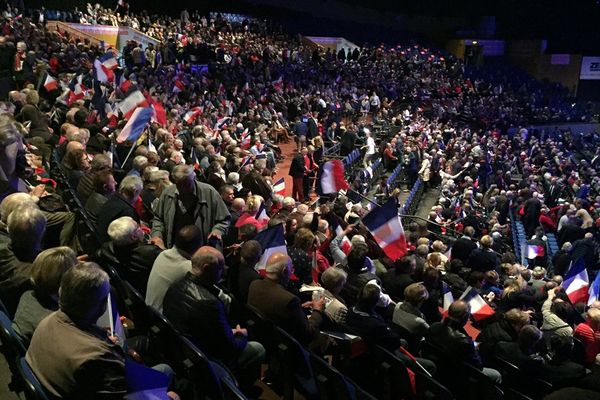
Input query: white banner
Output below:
<box><xmin>580</xmin><ymin>56</ymin><xmax>600</xmax><ymax>80</ymax></box>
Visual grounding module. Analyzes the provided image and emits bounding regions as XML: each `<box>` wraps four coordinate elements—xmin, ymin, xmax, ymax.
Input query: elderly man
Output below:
<box><xmin>392</xmin><ymin>283</ymin><xmax>430</xmax><ymax>344</ymax></box>
<box><xmin>248</xmin><ymin>252</ymin><xmax>325</xmax><ymax>344</ymax></box>
<box><xmin>241</xmin><ymin>158</ymin><xmax>272</xmax><ymax>200</ymax></box>
<box><xmin>427</xmin><ymin>300</ymin><xmax>501</xmax><ymax>383</ymax></box>
<box><xmin>98</xmin><ymin>216</ymin><xmax>162</xmax><ymax>294</ymax></box>
<box><xmin>163</xmin><ymin>246</ymin><xmax>265</xmax><ymax>394</ymax></box>
<box><xmin>96</xmin><ymin>176</ymin><xmax>143</xmax><ymax>243</ymax></box>
<box><xmin>26</xmin><ymin>262</ymin><xmax>178</xmax><ymax>399</ymax></box>
<box><xmin>151</xmin><ymin>165</ymin><xmax>230</xmax><ymax>249</ymax></box>
<box><xmin>0</xmin><ymin>205</ymin><xmax>46</xmax><ymax>316</ymax></box>
<box><xmin>146</xmin><ymin>225</ymin><xmax>203</xmax><ymax>312</ymax></box>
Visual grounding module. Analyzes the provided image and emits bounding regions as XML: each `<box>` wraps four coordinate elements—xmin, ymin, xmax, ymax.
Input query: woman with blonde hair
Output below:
<box><xmin>235</xmin><ymin>194</ymin><xmax>268</xmax><ymax>230</ymax></box>
<box><xmin>576</xmin><ymin>208</ymin><xmax>594</xmax><ymax>230</ymax></box>
<box><xmin>12</xmin><ymin>247</ymin><xmax>78</xmax><ymax>342</ymax></box>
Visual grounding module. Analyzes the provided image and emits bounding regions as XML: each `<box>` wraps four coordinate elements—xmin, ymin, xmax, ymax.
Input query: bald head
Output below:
<box><xmin>448</xmin><ymin>300</ymin><xmax>470</xmax><ymax>324</ymax></box>
<box><xmin>231</xmin><ymin>198</ymin><xmax>245</xmax><ymax>213</ymax></box>
<box><xmin>191</xmin><ymin>246</ymin><xmax>225</xmax><ymax>284</ymax></box>
<box><xmin>66</xmin><ymin>141</ymin><xmax>85</xmax><ymax>155</ymax></box>
<box><xmin>265</xmin><ymin>252</ymin><xmax>292</xmax><ymax>284</ymax></box>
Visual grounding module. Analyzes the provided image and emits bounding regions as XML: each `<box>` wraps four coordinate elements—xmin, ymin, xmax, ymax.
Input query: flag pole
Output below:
<box><xmin>347</xmin><ymin>188</ymin><xmax>382</xmax><ymax>207</ymax></box>
<box><xmin>120</xmin><ymin>140</ymin><xmax>137</xmax><ymax>169</ymax></box>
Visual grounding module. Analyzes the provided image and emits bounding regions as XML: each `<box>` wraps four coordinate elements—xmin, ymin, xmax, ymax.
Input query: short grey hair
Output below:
<box><xmin>148</xmin><ymin>169</ymin><xmax>170</xmax><ymax>184</ymax></box>
<box><xmin>7</xmin><ymin>205</ymin><xmax>46</xmax><ymax>241</ymax></box>
<box><xmin>321</xmin><ymin>267</ymin><xmax>348</xmax><ymax>291</ymax></box>
<box><xmin>227</xmin><ymin>172</ymin><xmax>239</xmax><ymax>184</ymax></box>
<box><xmin>318</xmin><ymin>219</ymin><xmax>329</xmax><ymax>233</ymax></box>
<box><xmin>119</xmin><ymin>176</ymin><xmax>143</xmax><ymax>199</ymax></box>
<box><xmin>254</xmin><ymin>159</ymin><xmax>266</xmax><ymax>171</ymax></box>
<box><xmin>0</xmin><ymin>114</ymin><xmax>20</xmax><ymax>147</ymax></box>
<box><xmin>132</xmin><ymin>155</ymin><xmax>148</xmax><ymax>172</ymax></box>
<box><xmin>0</xmin><ymin>192</ymin><xmax>37</xmax><ymax>224</ymax></box>
<box><xmin>107</xmin><ymin>216</ymin><xmax>139</xmax><ymax>246</ymax></box>
<box><xmin>172</xmin><ymin>164</ymin><xmax>194</xmax><ymax>182</ymax></box>
<box><xmin>59</xmin><ymin>262</ymin><xmax>109</xmax><ymax>322</ymax></box>
<box><xmin>283</xmin><ymin>197</ymin><xmax>295</xmax><ymax>208</ymax></box>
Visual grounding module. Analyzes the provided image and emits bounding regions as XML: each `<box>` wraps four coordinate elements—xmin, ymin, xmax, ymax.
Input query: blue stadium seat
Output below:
<box><xmin>16</xmin><ymin>358</ymin><xmax>52</xmax><ymax>400</ymax></box>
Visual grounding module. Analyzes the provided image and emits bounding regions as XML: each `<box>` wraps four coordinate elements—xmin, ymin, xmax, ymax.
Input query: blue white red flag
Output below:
<box><xmin>254</xmin><ymin>224</ymin><xmax>287</xmax><ymax>271</ymax></box>
<box><xmin>362</xmin><ymin>199</ymin><xmax>407</xmax><ymax>261</ymax></box>
<box><xmin>116</xmin><ymin>107</ymin><xmax>153</xmax><ymax>143</ymax></box>
<box><xmin>459</xmin><ymin>286</ymin><xmax>494</xmax><ymax>321</ymax></box>
<box><xmin>564</xmin><ymin>257</ymin><xmax>589</xmax><ymax>304</ymax></box>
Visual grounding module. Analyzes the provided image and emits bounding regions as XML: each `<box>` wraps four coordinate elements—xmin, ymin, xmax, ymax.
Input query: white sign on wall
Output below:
<box><xmin>580</xmin><ymin>56</ymin><xmax>600</xmax><ymax>80</ymax></box>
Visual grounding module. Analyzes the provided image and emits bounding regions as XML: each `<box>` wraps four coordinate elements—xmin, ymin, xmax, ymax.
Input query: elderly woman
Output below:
<box><xmin>12</xmin><ymin>247</ymin><xmax>78</xmax><ymax>342</ymax></box>
<box><xmin>288</xmin><ymin>227</ymin><xmax>330</xmax><ymax>286</ymax></box>
<box><xmin>63</xmin><ymin>148</ymin><xmax>91</xmax><ymax>188</ymax></box>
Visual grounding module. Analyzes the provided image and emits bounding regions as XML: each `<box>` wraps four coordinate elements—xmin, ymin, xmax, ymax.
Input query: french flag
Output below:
<box><xmin>240</xmin><ymin>129</ymin><xmax>251</xmax><ymax>149</ymax></box>
<box><xmin>331</xmin><ymin>217</ymin><xmax>352</xmax><ymax>255</ymax></box>
<box><xmin>320</xmin><ymin>160</ymin><xmax>349</xmax><ymax>194</ymax></box>
<box><xmin>100</xmin><ymin>52</ymin><xmax>119</xmax><ymax>71</ymax></box>
<box><xmin>116</xmin><ymin>107</ymin><xmax>153</xmax><ymax>144</ymax></box>
<box><xmin>173</xmin><ymin>79</ymin><xmax>185</xmax><ymax>94</ymax></box>
<box><xmin>564</xmin><ymin>257</ymin><xmax>589</xmax><ymax>304</ymax></box>
<box><xmin>215</xmin><ymin>116</ymin><xmax>231</xmax><ymax>131</ymax></box>
<box><xmin>256</xmin><ymin>202</ymin><xmax>269</xmax><ymax>226</ymax></box>
<box><xmin>67</xmin><ymin>75</ymin><xmax>87</xmax><ymax>104</ymax></box>
<box><xmin>273</xmin><ymin>177</ymin><xmax>285</xmax><ymax>196</ymax></box>
<box><xmin>148</xmin><ymin>100</ymin><xmax>167</xmax><ymax>127</ymax></box>
<box><xmin>94</xmin><ymin>59</ymin><xmax>114</xmax><ymax>83</ymax></box>
<box><xmin>119</xmin><ymin>79</ymin><xmax>132</xmax><ymax>93</ymax></box>
<box><xmin>362</xmin><ymin>199</ymin><xmax>407</xmax><ymax>261</ymax></box>
<box><xmin>587</xmin><ymin>272</ymin><xmax>600</xmax><ymax>306</ymax></box>
<box><xmin>43</xmin><ymin>74</ymin><xmax>58</xmax><ymax>92</ymax></box>
<box><xmin>442</xmin><ymin>282</ymin><xmax>454</xmax><ymax>316</ymax></box>
<box><xmin>272</xmin><ymin>76</ymin><xmax>283</xmax><ymax>90</ymax></box>
<box><xmin>118</xmin><ymin>90</ymin><xmax>147</xmax><ymax>120</ymax></box>
<box><xmin>183</xmin><ymin>107</ymin><xmax>203</xmax><ymax>125</ymax></box>
<box><xmin>254</xmin><ymin>224</ymin><xmax>288</xmax><ymax>271</ymax></box>
<box><xmin>459</xmin><ymin>286</ymin><xmax>494</xmax><ymax>321</ymax></box>
<box><xmin>526</xmin><ymin>244</ymin><xmax>545</xmax><ymax>259</ymax></box>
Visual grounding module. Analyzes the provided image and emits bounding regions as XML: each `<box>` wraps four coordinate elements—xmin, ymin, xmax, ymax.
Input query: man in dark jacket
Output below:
<box><xmin>289</xmin><ymin>149</ymin><xmax>306</xmax><ymax>202</ymax></box>
<box><xmin>451</xmin><ymin>226</ymin><xmax>478</xmax><ymax>264</ymax></box>
<box><xmin>381</xmin><ymin>255</ymin><xmax>415</xmax><ymax>301</ymax></box>
<box><xmin>571</xmin><ymin>233</ymin><xmax>597</xmax><ymax>271</ymax></box>
<box><xmin>96</xmin><ymin>176</ymin><xmax>143</xmax><ymax>242</ymax></box>
<box><xmin>523</xmin><ymin>193</ymin><xmax>542</xmax><ymax>238</ymax></box>
<box><xmin>98</xmin><ymin>216</ymin><xmax>162</xmax><ymax>295</ymax></box>
<box><xmin>468</xmin><ymin>235</ymin><xmax>500</xmax><ymax>272</ymax></box>
<box><xmin>476</xmin><ymin>308</ymin><xmax>530</xmax><ymax>362</ymax></box>
<box><xmin>163</xmin><ymin>246</ymin><xmax>265</xmax><ymax>391</ymax></box>
<box><xmin>241</xmin><ymin>158</ymin><xmax>272</xmax><ymax>200</ymax></box>
<box><xmin>427</xmin><ymin>300</ymin><xmax>501</xmax><ymax>383</ymax></box>
<box><xmin>247</xmin><ymin>252</ymin><xmax>325</xmax><ymax>345</ymax></box>
<box><xmin>227</xmin><ymin>240</ymin><xmax>261</xmax><ymax>304</ymax></box>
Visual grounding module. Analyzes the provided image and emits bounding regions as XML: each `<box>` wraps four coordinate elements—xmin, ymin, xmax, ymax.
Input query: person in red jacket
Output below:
<box><xmin>574</xmin><ymin>308</ymin><xmax>600</xmax><ymax>365</ymax></box>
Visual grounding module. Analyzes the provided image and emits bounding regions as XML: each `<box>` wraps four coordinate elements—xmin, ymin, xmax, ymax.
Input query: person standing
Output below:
<box><xmin>289</xmin><ymin>149</ymin><xmax>306</xmax><ymax>202</ymax></box>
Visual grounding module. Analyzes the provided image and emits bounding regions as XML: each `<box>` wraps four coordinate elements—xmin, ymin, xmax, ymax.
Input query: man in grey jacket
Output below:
<box><xmin>151</xmin><ymin>165</ymin><xmax>230</xmax><ymax>249</ymax></box>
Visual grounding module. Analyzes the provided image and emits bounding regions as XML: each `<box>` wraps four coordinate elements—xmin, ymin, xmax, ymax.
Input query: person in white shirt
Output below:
<box><xmin>362</xmin><ymin>130</ymin><xmax>376</xmax><ymax>168</ymax></box>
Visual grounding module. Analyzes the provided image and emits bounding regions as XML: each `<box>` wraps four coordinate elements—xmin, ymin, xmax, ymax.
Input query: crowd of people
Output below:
<box><xmin>0</xmin><ymin>2</ymin><xmax>600</xmax><ymax>399</ymax></box>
